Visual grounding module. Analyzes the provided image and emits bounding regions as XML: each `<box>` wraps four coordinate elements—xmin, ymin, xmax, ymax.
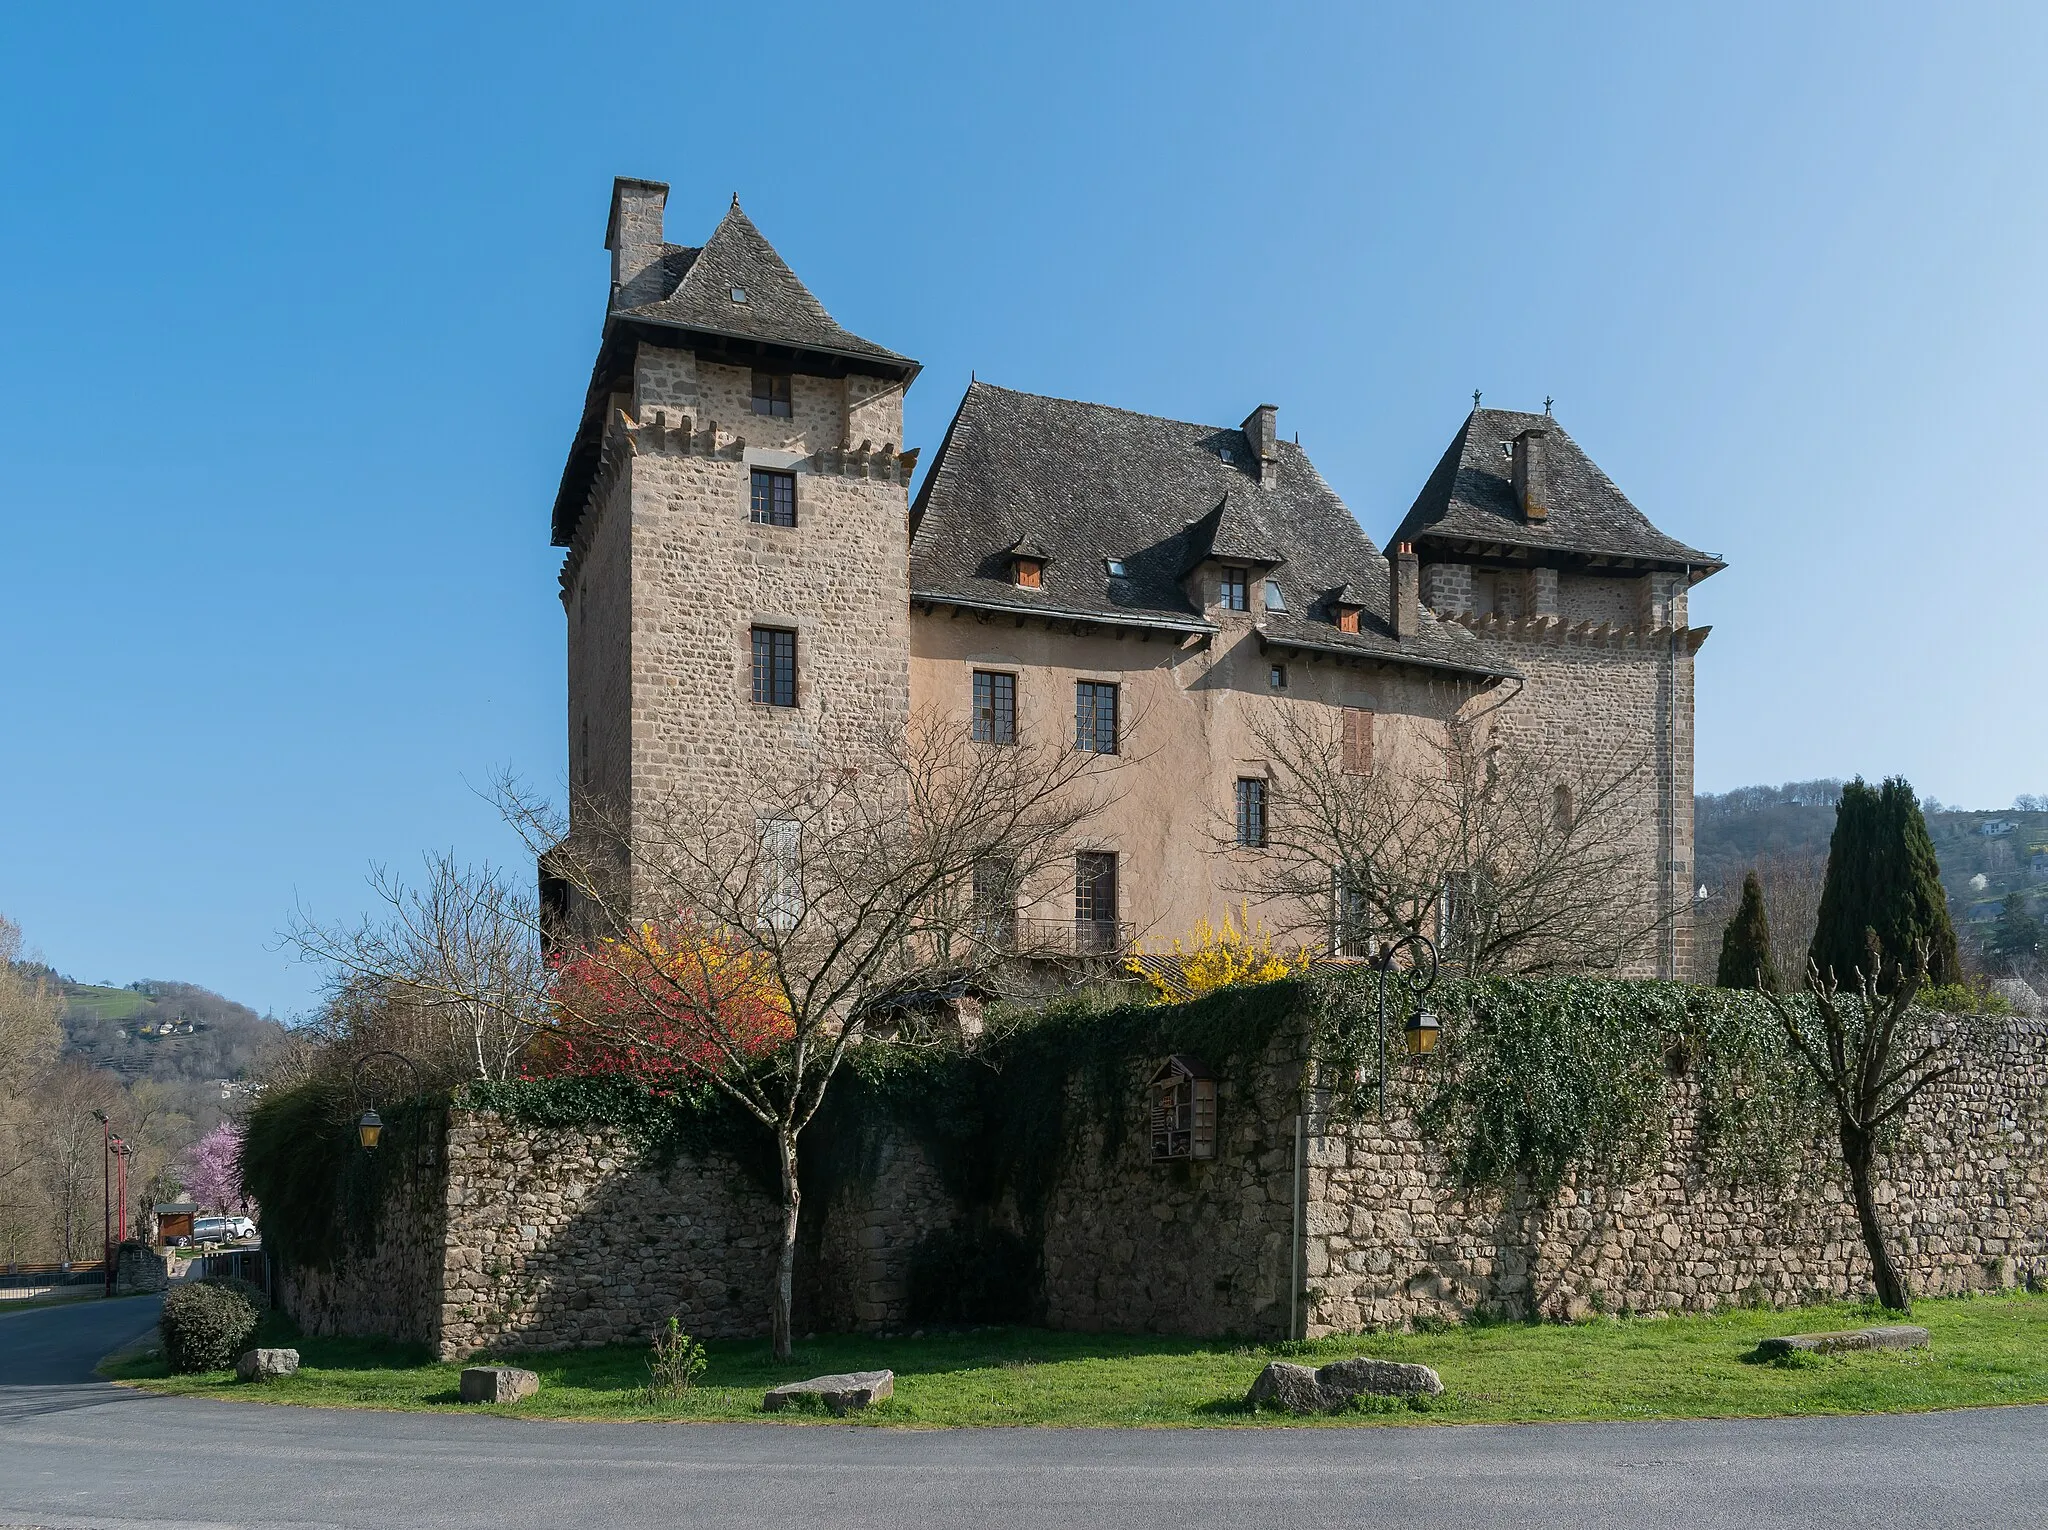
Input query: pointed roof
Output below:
<box><xmin>1390</xmin><ymin>409</ymin><xmax>1722</xmax><ymax>573</ymax></box>
<box><xmin>612</xmin><ymin>201</ymin><xmax>910</xmax><ymax>368</ymax></box>
<box><xmin>1182</xmin><ymin>491</ymin><xmax>1284</xmax><ymax>571</ymax></box>
<box><xmin>907</xmin><ymin>382</ymin><xmax>1513</xmax><ymax>679</ymax></box>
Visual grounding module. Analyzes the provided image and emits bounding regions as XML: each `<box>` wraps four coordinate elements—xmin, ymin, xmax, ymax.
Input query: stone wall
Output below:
<box><xmin>280</xmin><ymin>1141</ymin><xmax>448</xmax><ymax>1347</ymax></box>
<box><xmin>1305</xmin><ymin>1020</ymin><xmax>2048</xmax><ymax>1332</ymax></box>
<box><xmin>291</xmin><ymin>1015</ymin><xmax>2047</xmax><ymax>1358</ymax></box>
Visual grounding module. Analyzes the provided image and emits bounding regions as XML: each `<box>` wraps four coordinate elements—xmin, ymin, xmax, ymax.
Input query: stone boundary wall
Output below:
<box><xmin>280</xmin><ymin>1142</ymin><xmax>447</xmax><ymax>1346</ymax></box>
<box><xmin>290</xmin><ymin>1021</ymin><xmax>2048</xmax><ymax>1358</ymax></box>
<box><xmin>1304</xmin><ymin>1023</ymin><xmax>2048</xmax><ymax>1333</ymax></box>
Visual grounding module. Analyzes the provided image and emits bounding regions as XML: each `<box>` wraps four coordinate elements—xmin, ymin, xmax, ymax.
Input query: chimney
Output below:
<box><xmin>1241</xmin><ymin>404</ymin><xmax>1279</xmax><ymax>487</ymax></box>
<box><xmin>1512</xmin><ymin>427</ymin><xmax>1549</xmax><ymax>521</ymax></box>
<box><xmin>606</xmin><ymin>177</ymin><xmax>670</xmax><ymax>297</ymax></box>
<box><xmin>1389</xmin><ymin>541</ymin><xmax>1419</xmax><ymax>640</ymax></box>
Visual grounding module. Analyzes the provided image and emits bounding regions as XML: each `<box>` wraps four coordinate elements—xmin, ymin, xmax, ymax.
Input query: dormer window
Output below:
<box><xmin>1220</xmin><ymin>447</ymin><xmax>1234</xmax><ymax>464</ymax></box>
<box><xmin>751</xmin><ymin>370</ymin><xmax>792</xmax><ymax>418</ymax></box>
<box><xmin>1150</xmin><ymin>1056</ymin><xmax>1217</xmax><ymax>1161</ymax></box>
<box><xmin>1005</xmin><ymin>537</ymin><xmax>1050</xmax><ymax>590</ymax></box>
<box><xmin>1263</xmin><ymin>580</ymin><xmax>1287</xmax><ymax>613</ymax></box>
<box><xmin>1338</xmin><ymin>608</ymin><xmax>1361</xmax><ymax>633</ymax></box>
<box><xmin>730</xmin><ymin>285</ymin><xmax>749</xmax><ymax>303</ymax></box>
<box><xmin>1220</xmin><ymin>568</ymin><xmax>1249</xmax><ymax>612</ymax></box>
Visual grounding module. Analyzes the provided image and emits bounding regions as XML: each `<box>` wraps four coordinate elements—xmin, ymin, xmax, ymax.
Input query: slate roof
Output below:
<box><xmin>908</xmin><ymin>383</ymin><xmax>1513</xmax><ymax>679</ymax></box>
<box><xmin>1390</xmin><ymin>409</ymin><xmax>1722</xmax><ymax>572</ymax></box>
<box><xmin>612</xmin><ymin>202</ymin><xmax>912</xmax><ymax>368</ymax></box>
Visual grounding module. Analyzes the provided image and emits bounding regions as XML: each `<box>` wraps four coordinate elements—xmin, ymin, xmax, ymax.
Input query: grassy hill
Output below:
<box><xmin>58</xmin><ymin>978</ymin><xmax>287</xmax><ymax>1088</ymax></box>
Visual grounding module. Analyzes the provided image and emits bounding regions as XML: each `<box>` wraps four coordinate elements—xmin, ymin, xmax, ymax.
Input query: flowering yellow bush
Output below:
<box><xmin>1129</xmin><ymin>907</ymin><xmax>1308</xmax><ymax>1002</ymax></box>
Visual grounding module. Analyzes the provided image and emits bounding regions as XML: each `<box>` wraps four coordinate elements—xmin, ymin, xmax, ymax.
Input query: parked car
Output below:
<box><xmin>225</xmin><ymin>1216</ymin><xmax>257</xmax><ymax>1241</ymax></box>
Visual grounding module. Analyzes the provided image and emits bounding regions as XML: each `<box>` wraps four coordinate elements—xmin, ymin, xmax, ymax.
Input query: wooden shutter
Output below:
<box><xmin>1342</xmin><ymin>708</ymin><xmax>1375</xmax><ymax>775</ymax></box>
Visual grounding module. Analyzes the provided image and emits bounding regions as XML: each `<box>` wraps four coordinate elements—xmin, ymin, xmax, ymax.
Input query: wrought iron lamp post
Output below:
<box><xmin>93</xmin><ymin>1110</ymin><xmax>112</xmax><ymax>1295</ymax></box>
<box><xmin>1369</xmin><ymin>930</ymin><xmax>1439</xmax><ymax>1115</ymax></box>
<box><xmin>351</xmin><ymin>1050</ymin><xmax>421</xmax><ymax>1151</ymax></box>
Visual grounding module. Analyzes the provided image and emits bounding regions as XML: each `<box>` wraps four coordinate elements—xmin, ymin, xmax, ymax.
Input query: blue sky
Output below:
<box><xmin>3</xmin><ymin>3</ymin><xmax>2043</xmax><ymax>1016</ymax></box>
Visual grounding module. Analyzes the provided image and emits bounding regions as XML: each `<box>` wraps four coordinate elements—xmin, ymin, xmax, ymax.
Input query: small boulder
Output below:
<box><xmin>1246</xmin><ymin>1361</ymin><xmax>1328</xmax><ymax>1415</ymax></box>
<box><xmin>1316</xmin><ymin>1357</ymin><xmax>1444</xmax><ymax>1401</ymax></box>
<box><xmin>762</xmin><ymin>1370</ymin><xmax>894</xmax><ymax>1416</ymax></box>
<box><xmin>234</xmin><ymin>1348</ymin><xmax>300</xmax><ymax>1383</ymax></box>
<box><xmin>460</xmin><ymin>1365</ymin><xmax>540</xmax><ymax>1404</ymax></box>
<box><xmin>1757</xmin><ymin>1324</ymin><xmax>1928</xmax><ymax>1360</ymax></box>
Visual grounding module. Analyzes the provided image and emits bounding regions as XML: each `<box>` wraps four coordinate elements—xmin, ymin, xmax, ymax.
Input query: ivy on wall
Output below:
<box><xmin>241</xmin><ymin>974</ymin><xmax>1889</xmax><ymax>1275</ymax></box>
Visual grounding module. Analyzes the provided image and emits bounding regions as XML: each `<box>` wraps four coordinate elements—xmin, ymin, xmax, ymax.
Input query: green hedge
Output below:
<box><xmin>160</xmin><ymin>1281</ymin><xmax>260</xmax><ymax>1373</ymax></box>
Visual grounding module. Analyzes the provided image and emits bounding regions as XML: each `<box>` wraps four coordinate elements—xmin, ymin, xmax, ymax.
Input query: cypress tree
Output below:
<box><xmin>1716</xmin><ymin>870</ymin><xmax>1780</xmax><ymax>991</ymax></box>
<box><xmin>1808</xmin><ymin>776</ymin><xmax>1960</xmax><ymax>987</ymax></box>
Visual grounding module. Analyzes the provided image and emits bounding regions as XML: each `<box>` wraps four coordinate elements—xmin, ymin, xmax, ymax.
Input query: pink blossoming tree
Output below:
<box><xmin>183</xmin><ymin>1123</ymin><xmax>249</xmax><ymax>1215</ymax></box>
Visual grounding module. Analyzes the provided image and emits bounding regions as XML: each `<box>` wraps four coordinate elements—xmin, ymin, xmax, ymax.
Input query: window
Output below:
<box><xmin>1332</xmin><ymin>866</ymin><xmax>1372</xmax><ymax>957</ymax></box>
<box><xmin>1220</xmin><ymin>567</ymin><xmax>1248</xmax><ymax>611</ymax></box>
<box><xmin>1149</xmin><ymin>1057</ymin><xmax>1217</xmax><ymax>1161</ymax></box>
<box><xmin>972</xmin><ymin>670</ymin><xmax>1016</xmax><ymax>744</ymax></box>
<box><xmin>1342</xmin><ymin>707</ymin><xmax>1375</xmax><ymax>775</ymax></box>
<box><xmin>1014</xmin><ymin>557</ymin><xmax>1044</xmax><ymax>589</ymax></box>
<box><xmin>751</xmin><ymin>370</ymin><xmax>792</xmax><ymax>418</ymax></box>
<box><xmin>1337</xmin><ymin>605</ymin><xmax>1362</xmax><ymax>634</ymax></box>
<box><xmin>1263</xmin><ymin>579</ymin><xmax>1287</xmax><ymax>612</ymax></box>
<box><xmin>750</xmin><ymin>627</ymin><xmax>797</xmax><ymax>706</ymax></box>
<box><xmin>1268</xmin><ymin>664</ymin><xmax>1287</xmax><ymax>690</ymax></box>
<box><xmin>1235</xmin><ymin>778</ymin><xmax>1267</xmax><ymax>847</ymax></box>
<box><xmin>730</xmin><ymin>285</ymin><xmax>749</xmax><ymax>303</ymax></box>
<box><xmin>973</xmin><ymin>856</ymin><xmax>1017</xmax><ymax>948</ymax></box>
<box><xmin>750</xmin><ymin>469</ymin><xmax>796</xmax><ymax>526</ymax></box>
<box><xmin>1075</xmin><ymin>851</ymin><xmax>1119</xmax><ymax>948</ymax></box>
<box><xmin>1553</xmin><ymin>783</ymin><xmax>1575</xmax><ymax>831</ymax></box>
<box><xmin>1075</xmin><ymin>681</ymin><xmax>1119</xmax><ymax>755</ymax></box>
<box><xmin>1104</xmin><ymin>558</ymin><xmax>1127</xmax><ymax>578</ymax></box>
<box><xmin>758</xmin><ymin>817</ymin><xmax>802</xmax><ymax>930</ymax></box>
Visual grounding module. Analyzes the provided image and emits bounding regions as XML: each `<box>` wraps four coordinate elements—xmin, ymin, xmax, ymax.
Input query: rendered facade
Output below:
<box><xmin>548</xmin><ymin>178</ymin><xmax>1722</xmax><ymax>976</ymax></box>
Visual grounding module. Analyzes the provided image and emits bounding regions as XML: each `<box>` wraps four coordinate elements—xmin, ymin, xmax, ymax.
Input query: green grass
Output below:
<box><xmin>62</xmin><ymin>983</ymin><xmax>150</xmax><ymax>1022</ymax></box>
<box><xmin>105</xmin><ymin>1291</ymin><xmax>2048</xmax><ymax>1427</ymax></box>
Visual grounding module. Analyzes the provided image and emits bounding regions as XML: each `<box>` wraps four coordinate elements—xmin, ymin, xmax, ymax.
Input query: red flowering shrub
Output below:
<box><xmin>534</xmin><ymin>919</ymin><xmax>792</xmax><ymax>1083</ymax></box>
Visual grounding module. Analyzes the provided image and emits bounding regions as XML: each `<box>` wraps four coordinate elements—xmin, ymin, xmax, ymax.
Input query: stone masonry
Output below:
<box><xmin>284</xmin><ymin>1016</ymin><xmax>2047</xmax><ymax>1358</ymax></box>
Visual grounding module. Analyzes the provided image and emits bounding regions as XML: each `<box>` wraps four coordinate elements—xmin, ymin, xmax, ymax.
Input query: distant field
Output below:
<box><xmin>62</xmin><ymin>984</ymin><xmax>151</xmax><ymax>1022</ymax></box>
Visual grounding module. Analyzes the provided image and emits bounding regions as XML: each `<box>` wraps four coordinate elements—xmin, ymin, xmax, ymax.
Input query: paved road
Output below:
<box><xmin>2</xmin><ymin>1301</ymin><xmax>2045</xmax><ymax>1530</ymax></box>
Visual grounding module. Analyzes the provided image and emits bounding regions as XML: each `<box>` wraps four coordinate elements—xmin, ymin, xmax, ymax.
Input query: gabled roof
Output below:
<box><xmin>1390</xmin><ymin>409</ymin><xmax>1722</xmax><ymax>573</ymax></box>
<box><xmin>613</xmin><ymin>202</ymin><xmax>911</xmax><ymax>368</ymax></box>
<box><xmin>908</xmin><ymin>383</ymin><xmax>1513</xmax><ymax>679</ymax></box>
<box><xmin>1181</xmin><ymin>491</ymin><xmax>1284</xmax><ymax>571</ymax></box>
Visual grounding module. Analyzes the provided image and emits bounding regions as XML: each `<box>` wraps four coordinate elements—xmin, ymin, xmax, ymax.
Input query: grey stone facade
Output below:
<box><xmin>283</xmin><ymin>1019</ymin><xmax>2048</xmax><ymax>1358</ymax></box>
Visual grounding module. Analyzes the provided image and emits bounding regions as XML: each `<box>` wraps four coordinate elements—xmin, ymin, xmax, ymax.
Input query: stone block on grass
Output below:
<box><xmin>460</xmin><ymin>1365</ymin><xmax>540</xmax><ymax>1404</ymax></box>
<box><xmin>762</xmin><ymin>1370</ymin><xmax>894</xmax><ymax>1416</ymax></box>
<box><xmin>1246</xmin><ymin>1357</ymin><xmax>1445</xmax><ymax>1414</ymax></box>
<box><xmin>1756</xmin><ymin>1324</ymin><xmax>1928</xmax><ymax>1359</ymax></box>
<box><xmin>235</xmin><ymin>1348</ymin><xmax>300</xmax><ymax>1383</ymax></box>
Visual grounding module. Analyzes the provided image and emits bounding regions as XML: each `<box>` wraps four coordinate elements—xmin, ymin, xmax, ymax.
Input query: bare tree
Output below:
<box><xmin>508</xmin><ymin>708</ymin><xmax>1116</xmax><ymax>1359</ymax></box>
<box><xmin>1765</xmin><ymin>941</ymin><xmax>1957</xmax><ymax>1313</ymax></box>
<box><xmin>1237</xmin><ymin>705</ymin><xmax>1665</xmax><ymax>973</ymax></box>
<box><xmin>286</xmin><ymin>852</ymin><xmax>551</xmax><ymax>1087</ymax></box>
<box><xmin>0</xmin><ymin>916</ymin><xmax>65</xmax><ymax>1254</ymax></box>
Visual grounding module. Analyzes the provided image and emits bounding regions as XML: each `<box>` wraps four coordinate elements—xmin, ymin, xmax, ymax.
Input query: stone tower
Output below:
<box><xmin>547</xmin><ymin>179</ymin><xmax>921</xmax><ymax>908</ymax></box>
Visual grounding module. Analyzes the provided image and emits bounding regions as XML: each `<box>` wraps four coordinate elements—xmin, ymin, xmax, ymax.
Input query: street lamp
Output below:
<box><xmin>1369</xmin><ymin>930</ymin><xmax>1439</xmax><ymax>1115</ymax></box>
<box><xmin>350</xmin><ymin>1050</ymin><xmax>420</xmax><ymax>1153</ymax></box>
<box><xmin>93</xmin><ymin>1110</ymin><xmax>112</xmax><ymax>1296</ymax></box>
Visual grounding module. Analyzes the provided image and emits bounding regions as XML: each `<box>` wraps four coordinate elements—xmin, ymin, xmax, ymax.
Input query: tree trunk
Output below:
<box><xmin>1842</xmin><ymin>1124</ymin><xmax>1911</xmax><ymax>1313</ymax></box>
<box><xmin>771</xmin><ymin>1124</ymin><xmax>801</xmax><ymax>1362</ymax></box>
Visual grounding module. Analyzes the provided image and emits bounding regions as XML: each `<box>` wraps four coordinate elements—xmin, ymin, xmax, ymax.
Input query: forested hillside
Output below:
<box><xmin>1694</xmin><ymin>781</ymin><xmax>2048</xmax><ymax>981</ymax></box>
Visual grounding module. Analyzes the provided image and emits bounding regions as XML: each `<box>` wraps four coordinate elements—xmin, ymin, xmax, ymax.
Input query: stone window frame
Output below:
<box><xmin>1220</xmin><ymin>566</ymin><xmax>1249</xmax><ymax>612</ymax></box>
<box><xmin>1234</xmin><ymin>776</ymin><xmax>1268</xmax><ymax>848</ymax></box>
<box><xmin>749</xmin><ymin>468</ymin><xmax>797</xmax><ymax>528</ymax></box>
<box><xmin>751</xmin><ymin>369</ymin><xmax>792</xmax><ymax>418</ymax></box>
<box><xmin>749</xmin><ymin>625</ymin><xmax>798</xmax><ymax>708</ymax></box>
<box><xmin>1074</xmin><ymin>680</ymin><xmax>1119</xmax><ymax>755</ymax></box>
<box><xmin>1268</xmin><ymin>663</ymin><xmax>1288</xmax><ymax>690</ymax></box>
<box><xmin>972</xmin><ymin>670</ymin><xmax>1017</xmax><ymax>745</ymax></box>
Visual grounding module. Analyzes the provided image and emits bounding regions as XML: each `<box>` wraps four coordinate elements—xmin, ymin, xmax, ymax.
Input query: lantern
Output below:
<box><xmin>357</xmin><ymin>1110</ymin><xmax>385</xmax><ymax>1150</ymax></box>
<box><xmin>1403</xmin><ymin>1007</ymin><xmax>1440</xmax><ymax>1058</ymax></box>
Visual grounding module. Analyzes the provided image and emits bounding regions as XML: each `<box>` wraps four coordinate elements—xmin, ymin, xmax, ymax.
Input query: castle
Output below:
<box><xmin>548</xmin><ymin>178</ymin><xmax>1721</xmax><ymax>977</ymax></box>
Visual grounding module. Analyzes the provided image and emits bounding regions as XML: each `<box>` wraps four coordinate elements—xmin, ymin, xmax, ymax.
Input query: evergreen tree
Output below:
<box><xmin>1989</xmin><ymin>892</ymin><xmax>2042</xmax><ymax>968</ymax></box>
<box><xmin>1716</xmin><ymin>870</ymin><xmax>1780</xmax><ymax>991</ymax></box>
<box><xmin>1808</xmin><ymin>776</ymin><xmax>1960</xmax><ymax>987</ymax></box>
